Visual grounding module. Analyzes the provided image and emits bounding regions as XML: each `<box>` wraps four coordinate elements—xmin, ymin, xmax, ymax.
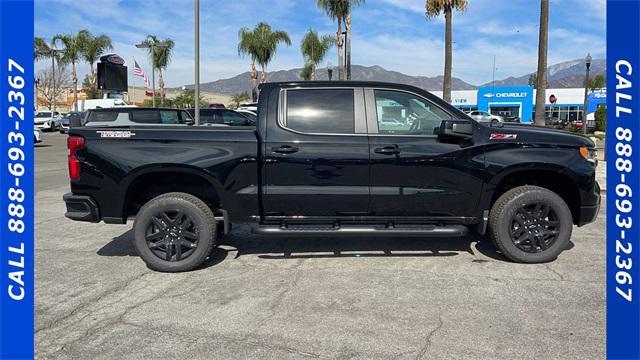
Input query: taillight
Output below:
<box><xmin>67</xmin><ymin>135</ymin><xmax>85</xmax><ymax>180</ymax></box>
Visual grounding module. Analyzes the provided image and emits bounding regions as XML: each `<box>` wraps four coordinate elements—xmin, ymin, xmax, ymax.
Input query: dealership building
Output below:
<box><xmin>432</xmin><ymin>86</ymin><xmax>606</xmax><ymax>123</ymax></box>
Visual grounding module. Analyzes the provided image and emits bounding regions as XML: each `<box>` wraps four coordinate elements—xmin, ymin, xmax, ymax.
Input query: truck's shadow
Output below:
<box><xmin>98</xmin><ymin>226</ymin><xmax>511</xmax><ymax>269</ymax></box>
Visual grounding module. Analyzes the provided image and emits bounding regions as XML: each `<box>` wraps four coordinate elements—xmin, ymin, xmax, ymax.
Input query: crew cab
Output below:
<box><xmin>63</xmin><ymin>81</ymin><xmax>600</xmax><ymax>272</ymax></box>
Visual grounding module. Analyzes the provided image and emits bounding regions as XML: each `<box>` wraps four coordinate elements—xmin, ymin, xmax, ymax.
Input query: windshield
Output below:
<box><xmin>35</xmin><ymin>112</ymin><xmax>52</xmax><ymax>118</ymax></box>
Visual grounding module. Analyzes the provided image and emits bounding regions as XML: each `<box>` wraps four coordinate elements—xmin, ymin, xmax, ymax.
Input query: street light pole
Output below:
<box><xmin>50</xmin><ymin>47</ymin><xmax>65</xmax><ymax>120</ymax></box>
<box><xmin>194</xmin><ymin>0</ymin><xmax>200</xmax><ymax>125</ymax></box>
<box><xmin>34</xmin><ymin>78</ymin><xmax>40</xmax><ymax>111</ymax></box>
<box><xmin>51</xmin><ymin>52</ymin><xmax>56</xmax><ymax>115</ymax></box>
<box><xmin>582</xmin><ymin>53</ymin><xmax>592</xmax><ymax>135</ymax></box>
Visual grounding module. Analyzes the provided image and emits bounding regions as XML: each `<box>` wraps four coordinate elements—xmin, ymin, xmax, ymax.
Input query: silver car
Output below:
<box><xmin>84</xmin><ymin>108</ymin><xmax>194</xmax><ymax>127</ymax></box>
<box><xmin>466</xmin><ymin>110</ymin><xmax>503</xmax><ymax>122</ymax></box>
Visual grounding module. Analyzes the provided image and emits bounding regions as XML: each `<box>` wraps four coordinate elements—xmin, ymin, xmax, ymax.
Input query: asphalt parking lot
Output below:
<box><xmin>35</xmin><ymin>132</ymin><xmax>606</xmax><ymax>359</ymax></box>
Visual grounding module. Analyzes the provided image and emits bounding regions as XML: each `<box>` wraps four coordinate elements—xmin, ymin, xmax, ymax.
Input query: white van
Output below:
<box><xmin>73</xmin><ymin>98</ymin><xmax>136</xmax><ymax>111</ymax></box>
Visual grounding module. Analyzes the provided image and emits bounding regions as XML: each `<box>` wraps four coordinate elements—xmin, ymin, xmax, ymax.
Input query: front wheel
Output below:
<box><xmin>133</xmin><ymin>192</ymin><xmax>217</xmax><ymax>272</ymax></box>
<box><xmin>488</xmin><ymin>185</ymin><xmax>573</xmax><ymax>263</ymax></box>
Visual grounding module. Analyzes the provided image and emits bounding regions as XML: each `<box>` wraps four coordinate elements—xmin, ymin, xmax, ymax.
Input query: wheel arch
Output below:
<box><xmin>484</xmin><ymin>163</ymin><xmax>582</xmax><ymax>224</ymax></box>
<box><xmin>122</xmin><ymin>164</ymin><xmax>225</xmax><ymax>219</ymax></box>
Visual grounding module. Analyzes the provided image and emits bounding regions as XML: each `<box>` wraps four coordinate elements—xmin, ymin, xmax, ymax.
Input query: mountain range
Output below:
<box><xmin>181</xmin><ymin>58</ymin><xmax>605</xmax><ymax>95</ymax></box>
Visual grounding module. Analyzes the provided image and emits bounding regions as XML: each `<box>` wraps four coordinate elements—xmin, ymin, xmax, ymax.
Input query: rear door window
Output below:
<box><xmin>199</xmin><ymin>110</ymin><xmax>221</xmax><ymax>125</ymax></box>
<box><xmin>284</xmin><ymin>89</ymin><xmax>354</xmax><ymax>134</ymax></box>
<box><xmin>87</xmin><ymin>111</ymin><xmax>120</xmax><ymax>123</ymax></box>
<box><xmin>131</xmin><ymin>110</ymin><xmax>158</xmax><ymax>124</ymax></box>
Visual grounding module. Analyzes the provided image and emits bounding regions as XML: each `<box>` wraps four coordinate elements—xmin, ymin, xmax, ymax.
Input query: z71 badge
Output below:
<box><xmin>490</xmin><ymin>133</ymin><xmax>517</xmax><ymax>140</ymax></box>
<box><xmin>96</xmin><ymin>130</ymin><xmax>136</xmax><ymax>138</ymax></box>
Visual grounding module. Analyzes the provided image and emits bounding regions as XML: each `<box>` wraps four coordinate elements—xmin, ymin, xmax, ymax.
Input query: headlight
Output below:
<box><xmin>579</xmin><ymin>147</ymin><xmax>597</xmax><ymax>164</ymax></box>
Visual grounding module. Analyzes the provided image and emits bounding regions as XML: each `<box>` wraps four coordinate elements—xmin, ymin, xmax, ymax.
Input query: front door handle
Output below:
<box><xmin>272</xmin><ymin>145</ymin><xmax>299</xmax><ymax>154</ymax></box>
<box><xmin>374</xmin><ymin>145</ymin><xmax>400</xmax><ymax>155</ymax></box>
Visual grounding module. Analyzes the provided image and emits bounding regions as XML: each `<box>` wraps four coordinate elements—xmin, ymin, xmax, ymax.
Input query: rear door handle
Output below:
<box><xmin>374</xmin><ymin>145</ymin><xmax>400</xmax><ymax>155</ymax></box>
<box><xmin>272</xmin><ymin>145</ymin><xmax>299</xmax><ymax>154</ymax></box>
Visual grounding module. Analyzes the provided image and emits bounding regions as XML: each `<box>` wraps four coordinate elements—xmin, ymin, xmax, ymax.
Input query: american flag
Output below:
<box><xmin>133</xmin><ymin>60</ymin><xmax>151</xmax><ymax>88</ymax></box>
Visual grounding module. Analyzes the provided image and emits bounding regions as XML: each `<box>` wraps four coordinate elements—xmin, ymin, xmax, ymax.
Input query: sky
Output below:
<box><xmin>34</xmin><ymin>0</ymin><xmax>606</xmax><ymax>88</ymax></box>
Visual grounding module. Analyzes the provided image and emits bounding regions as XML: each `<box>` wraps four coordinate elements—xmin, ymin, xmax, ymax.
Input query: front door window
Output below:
<box><xmin>374</xmin><ymin>90</ymin><xmax>450</xmax><ymax>135</ymax></box>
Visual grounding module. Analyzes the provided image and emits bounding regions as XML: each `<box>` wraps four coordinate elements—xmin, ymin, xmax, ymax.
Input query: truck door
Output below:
<box><xmin>263</xmin><ymin>87</ymin><xmax>370</xmax><ymax>218</ymax></box>
<box><xmin>365</xmin><ymin>88</ymin><xmax>484</xmax><ymax>218</ymax></box>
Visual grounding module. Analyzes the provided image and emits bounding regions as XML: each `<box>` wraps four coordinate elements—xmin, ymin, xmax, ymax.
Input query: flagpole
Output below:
<box><xmin>132</xmin><ymin>57</ymin><xmax>136</xmax><ymax>105</ymax></box>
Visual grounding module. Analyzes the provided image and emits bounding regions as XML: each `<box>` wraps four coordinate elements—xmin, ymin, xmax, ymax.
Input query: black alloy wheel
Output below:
<box><xmin>146</xmin><ymin>210</ymin><xmax>199</xmax><ymax>261</ymax></box>
<box><xmin>509</xmin><ymin>202</ymin><xmax>560</xmax><ymax>253</ymax></box>
<box><xmin>488</xmin><ymin>185</ymin><xmax>573</xmax><ymax>263</ymax></box>
<box><xmin>133</xmin><ymin>192</ymin><xmax>217</xmax><ymax>272</ymax></box>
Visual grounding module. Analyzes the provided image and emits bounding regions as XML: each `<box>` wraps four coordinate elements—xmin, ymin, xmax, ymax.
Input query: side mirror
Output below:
<box><xmin>439</xmin><ymin>119</ymin><xmax>473</xmax><ymax>138</ymax></box>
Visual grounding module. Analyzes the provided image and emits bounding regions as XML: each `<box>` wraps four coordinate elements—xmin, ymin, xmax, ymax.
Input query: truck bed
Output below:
<box><xmin>67</xmin><ymin>126</ymin><xmax>260</xmax><ymax>223</ymax></box>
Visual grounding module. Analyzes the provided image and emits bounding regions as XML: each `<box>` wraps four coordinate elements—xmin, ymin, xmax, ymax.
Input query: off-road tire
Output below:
<box><xmin>133</xmin><ymin>192</ymin><xmax>217</xmax><ymax>272</ymax></box>
<box><xmin>488</xmin><ymin>185</ymin><xmax>573</xmax><ymax>263</ymax></box>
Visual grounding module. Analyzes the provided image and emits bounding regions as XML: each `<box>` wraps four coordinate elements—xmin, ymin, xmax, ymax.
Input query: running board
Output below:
<box><xmin>251</xmin><ymin>224</ymin><xmax>468</xmax><ymax>237</ymax></box>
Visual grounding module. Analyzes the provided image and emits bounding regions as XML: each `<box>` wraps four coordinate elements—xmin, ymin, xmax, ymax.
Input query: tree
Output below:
<box><xmin>425</xmin><ymin>0</ymin><xmax>468</xmax><ymax>103</ymax></box>
<box><xmin>141</xmin><ymin>35</ymin><xmax>175</xmax><ymax>106</ymax></box>
<box><xmin>81</xmin><ymin>74</ymin><xmax>99</xmax><ymax>99</ymax></box>
<box><xmin>34</xmin><ymin>37</ymin><xmax>52</xmax><ymax>61</ymax></box>
<box><xmin>594</xmin><ymin>106</ymin><xmax>606</xmax><ymax>132</ymax></box>
<box><xmin>171</xmin><ymin>89</ymin><xmax>206</xmax><ymax>109</ymax></box>
<box><xmin>52</xmin><ymin>32</ymin><xmax>86</xmax><ymax>111</ymax></box>
<box><xmin>300</xmin><ymin>63</ymin><xmax>313</xmax><ymax>80</ymax></box>
<box><xmin>78</xmin><ymin>30</ymin><xmax>113</xmax><ymax>95</ymax></box>
<box><xmin>230</xmin><ymin>92</ymin><xmax>251</xmax><ymax>109</ymax></box>
<box><xmin>533</xmin><ymin>0</ymin><xmax>549</xmax><ymax>126</ymax></box>
<box><xmin>317</xmin><ymin>0</ymin><xmax>347</xmax><ymax>80</ymax></box>
<box><xmin>344</xmin><ymin>0</ymin><xmax>365</xmax><ymax>80</ymax></box>
<box><xmin>586</xmin><ymin>74</ymin><xmax>606</xmax><ymax>91</ymax></box>
<box><xmin>301</xmin><ymin>29</ymin><xmax>336</xmax><ymax>80</ymax></box>
<box><xmin>238</xmin><ymin>26</ymin><xmax>260</xmax><ymax>102</ymax></box>
<box><xmin>528</xmin><ymin>72</ymin><xmax>537</xmax><ymax>87</ymax></box>
<box><xmin>251</xmin><ymin>23</ymin><xmax>291</xmax><ymax>83</ymax></box>
<box><xmin>37</xmin><ymin>67</ymin><xmax>71</xmax><ymax>111</ymax></box>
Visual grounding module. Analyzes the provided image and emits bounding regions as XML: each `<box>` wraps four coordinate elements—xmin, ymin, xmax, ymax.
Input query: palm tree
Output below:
<box><xmin>78</xmin><ymin>30</ymin><xmax>113</xmax><ymax>94</ymax></box>
<box><xmin>141</xmin><ymin>35</ymin><xmax>175</xmax><ymax>106</ymax></box>
<box><xmin>34</xmin><ymin>37</ymin><xmax>52</xmax><ymax>61</ymax></box>
<box><xmin>317</xmin><ymin>0</ymin><xmax>347</xmax><ymax>80</ymax></box>
<box><xmin>344</xmin><ymin>0</ymin><xmax>364</xmax><ymax>80</ymax></box>
<box><xmin>301</xmin><ymin>29</ymin><xmax>336</xmax><ymax>80</ymax></box>
<box><xmin>52</xmin><ymin>32</ymin><xmax>85</xmax><ymax>111</ymax></box>
<box><xmin>300</xmin><ymin>63</ymin><xmax>313</xmax><ymax>80</ymax></box>
<box><xmin>533</xmin><ymin>0</ymin><xmax>549</xmax><ymax>125</ymax></box>
<box><xmin>252</xmin><ymin>23</ymin><xmax>291</xmax><ymax>83</ymax></box>
<box><xmin>425</xmin><ymin>0</ymin><xmax>468</xmax><ymax>103</ymax></box>
<box><xmin>238</xmin><ymin>27</ymin><xmax>260</xmax><ymax>101</ymax></box>
<box><xmin>230</xmin><ymin>92</ymin><xmax>251</xmax><ymax>108</ymax></box>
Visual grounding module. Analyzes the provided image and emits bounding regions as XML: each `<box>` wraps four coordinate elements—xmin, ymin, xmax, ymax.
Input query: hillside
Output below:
<box><xmin>178</xmin><ymin>58</ymin><xmax>606</xmax><ymax>95</ymax></box>
<box><xmin>182</xmin><ymin>65</ymin><xmax>476</xmax><ymax>95</ymax></box>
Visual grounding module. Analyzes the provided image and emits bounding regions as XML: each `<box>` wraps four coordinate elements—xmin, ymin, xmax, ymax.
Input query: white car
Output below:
<box><xmin>73</xmin><ymin>98</ymin><xmax>135</xmax><ymax>111</ymax></box>
<box><xmin>237</xmin><ymin>102</ymin><xmax>258</xmax><ymax>113</ymax></box>
<box><xmin>34</xmin><ymin>111</ymin><xmax>61</xmax><ymax>131</ymax></box>
<box><xmin>467</xmin><ymin>110</ymin><xmax>503</xmax><ymax>122</ymax></box>
<box><xmin>34</xmin><ymin>128</ymin><xmax>43</xmax><ymax>144</ymax></box>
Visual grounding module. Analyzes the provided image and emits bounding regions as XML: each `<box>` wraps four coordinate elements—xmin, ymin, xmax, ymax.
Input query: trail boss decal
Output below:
<box><xmin>490</xmin><ymin>133</ymin><xmax>517</xmax><ymax>140</ymax></box>
<box><xmin>97</xmin><ymin>130</ymin><xmax>136</xmax><ymax>138</ymax></box>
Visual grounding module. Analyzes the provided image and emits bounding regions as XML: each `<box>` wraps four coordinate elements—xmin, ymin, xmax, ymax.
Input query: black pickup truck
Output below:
<box><xmin>64</xmin><ymin>81</ymin><xmax>600</xmax><ymax>272</ymax></box>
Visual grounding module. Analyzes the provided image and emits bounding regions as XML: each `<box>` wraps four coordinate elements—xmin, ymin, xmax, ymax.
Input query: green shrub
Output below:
<box><xmin>595</xmin><ymin>106</ymin><xmax>606</xmax><ymax>132</ymax></box>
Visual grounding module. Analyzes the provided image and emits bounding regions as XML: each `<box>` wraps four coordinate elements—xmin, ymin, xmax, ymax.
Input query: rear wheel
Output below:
<box><xmin>488</xmin><ymin>185</ymin><xmax>573</xmax><ymax>263</ymax></box>
<box><xmin>133</xmin><ymin>192</ymin><xmax>217</xmax><ymax>272</ymax></box>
